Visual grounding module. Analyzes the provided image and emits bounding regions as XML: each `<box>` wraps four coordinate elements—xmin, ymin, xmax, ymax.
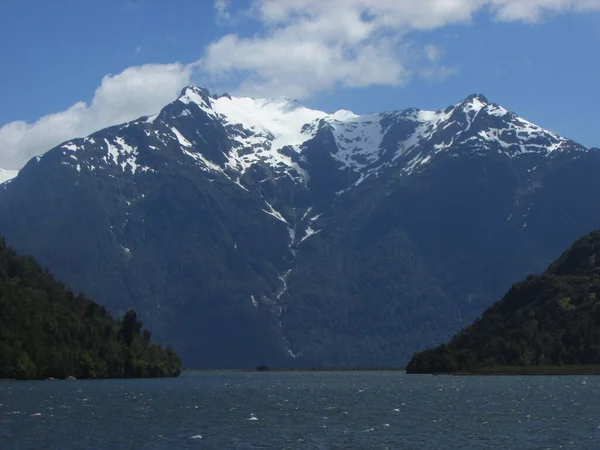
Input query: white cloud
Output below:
<box><xmin>203</xmin><ymin>32</ymin><xmax>409</xmax><ymax>99</ymax></box>
<box><xmin>491</xmin><ymin>0</ymin><xmax>600</xmax><ymax>22</ymax></box>
<box><xmin>2</xmin><ymin>0</ymin><xmax>599</xmax><ymax>170</ymax></box>
<box><xmin>202</xmin><ymin>0</ymin><xmax>465</xmax><ymax>98</ymax></box>
<box><xmin>424</xmin><ymin>44</ymin><xmax>442</xmax><ymax>63</ymax></box>
<box><xmin>203</xmin><ymin>0</ymin><xmax>600</xmax><ymax>98</ymax></box>
<box><xmin>0</xmin><ymin>63</ymin><xmax>192</xmax><ymax>170</ymax></box>
<box><xmin>214</xmin><ymin>0</ymin><xmax>231</xmax><ymax>22</ymax></box>
<box><xmin>253</xmin><ymin>0</ymin><xmax>600</xmax><ymax>26</ymax></box>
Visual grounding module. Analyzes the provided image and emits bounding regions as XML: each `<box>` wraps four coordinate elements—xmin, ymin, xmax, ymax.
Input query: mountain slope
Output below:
<box><xmin>406</xmin><ymin>229</ymin><xmax>600</xmax><ymax>374</ymax></box>
<box><xmin>279</xmin><ymin>145</ymin><xmax>600</xmax><ymax>365</ymax></box>
<box><xmin>0</xmin><ymin>235</ymin><xmax>181</xmax><ymax>380</ymax></box>
<box><xmin>0</xmin><ymin>87</ymin><xmax>599</xmax><ymax>368</ymax></box>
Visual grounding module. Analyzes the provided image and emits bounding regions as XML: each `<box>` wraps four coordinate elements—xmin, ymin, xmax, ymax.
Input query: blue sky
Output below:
<box><xmin>1</xmin><ymin>0</ymin><xmax>599</xmax><ymax>169</ymax></box>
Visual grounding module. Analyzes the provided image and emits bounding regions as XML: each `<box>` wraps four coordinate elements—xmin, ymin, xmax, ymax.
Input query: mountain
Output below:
<box><xmin>0</xmin><ymin>235</ymin><xmax>181</xmax><ymax>380</ymax></box>
<box><xmin>406</xmin><ymin>229</ymin><xmax>600</xmax><ymax>374</ymax></box>
<box><xmin>0</xmin><ymin>86</ymin><xmax>599</xmax><ymax>368</ymax></box>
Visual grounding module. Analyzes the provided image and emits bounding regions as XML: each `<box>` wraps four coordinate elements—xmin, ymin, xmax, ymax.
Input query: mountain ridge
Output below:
<box><xmin>3</xmin><ymin>87</ymin><xmax>588</xmax><ymax>187</ymax></box>
<box><xmin>0</xmin><ymin>87</ymin><xmax>599</xmax><ymax>368</ymax></box>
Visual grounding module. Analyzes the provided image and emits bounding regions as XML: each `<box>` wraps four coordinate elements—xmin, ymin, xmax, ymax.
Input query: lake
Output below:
<box><xmin>1</xmin><ymin>371</ymin><xmax>599</xmax><ymax>449</ymax></box>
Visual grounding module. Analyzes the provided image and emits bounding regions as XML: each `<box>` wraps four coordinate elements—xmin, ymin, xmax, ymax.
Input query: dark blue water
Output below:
<box><xmin>1</xmin><ymin>371</ymin><xmax>600</xmax><ymax>449</ymax></box>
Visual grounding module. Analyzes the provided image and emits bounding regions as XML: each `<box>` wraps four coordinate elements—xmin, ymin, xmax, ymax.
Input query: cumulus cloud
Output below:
<box><xmin>2</xmin><ymin>0</ymin><xmax>599</xmax><ymax>170</ymax></box>
<box><xmin>203</xmin><ymin>0</ymin><xmax>466</xmax><ymax>98</ymax></box>
<box><xmin>0</xmin><ymin>63</ymin><xmax>192</xmax><ymax>170</ymax></box>
<box><xmin>203</xmin><ymin>32</ymin><xmax>409</xmax><ymax>99</ymax></box>
<box><xmin>491</xmin><ymin>0</ymin><xmax>600</xmax><ymax>22</ymax></box>
<box><xmin>203</xmin><ymin>0</ymin><xmax>600</xmax><ymax>98</ymax></box>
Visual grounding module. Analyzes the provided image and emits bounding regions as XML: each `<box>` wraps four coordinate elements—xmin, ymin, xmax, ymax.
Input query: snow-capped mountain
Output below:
<box><xmin>1</xmin><ymin>86</ymin><xmax>599</xmax><ymax>368</ymax></box>
<box><xmin>49</xmin><ymin>87</ymin><xmax>581</xmax><ymax>184</ymax></box>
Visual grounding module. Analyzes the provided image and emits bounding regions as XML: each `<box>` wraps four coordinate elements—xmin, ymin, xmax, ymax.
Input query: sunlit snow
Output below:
<box><xmin>171</xmin><ymin>127</ymin><xmax>192</xmax><ymax>148</ymax></box>
<box><xmin>26</xmin><ymin>86</ymin><xmax>578</xmax><ymax>196</ymax></box>
<box><xmin>212</xmin><ymin>96</ymin><xmax>327</xmax><ymax>150</ymax></box>
<box><xmin>299</xmin><ymin>226</ymin><xmax>320</xmax><ymax>244</ymax></box>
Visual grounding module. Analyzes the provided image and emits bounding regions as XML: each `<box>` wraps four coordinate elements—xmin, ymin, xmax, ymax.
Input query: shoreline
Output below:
<box><xmin>185</xmin><ymin>365</ymin><xmax>600</xmax><ymax>375</ymax></box>
<box><xmin>183</xmin><ymin>367</ymin><xmax>407</xmax><ymax>373</ymax></box>
<box><xmin>424</xmin><ymin>365</ymin><xmax>600</xmax><ymax>376</ymax></box>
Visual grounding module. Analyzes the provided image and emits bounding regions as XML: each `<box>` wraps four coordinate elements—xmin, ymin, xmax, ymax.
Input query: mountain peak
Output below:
<box><xmin>179</xmin><ymin>85</ymin><xmax>210</xmax><ymax>98</ymax></box>
<box><xmin>464</xmin><ymin>93</ymin><xmax>489</xmax><ymax>104</ymax></box>
<box><xmin>18</xmin><ymin>85</ymin><xmax>586</xmax><ymax>194</ymax></box>
<box><xmin>330</xmin><ymin>109</ymin><xmax>359</xmax><ymax>121</ymax></box>
<box><xmin>177</xmin><ymin>85</ymin><xmax>213</xmax><ymax>109</ymax></box>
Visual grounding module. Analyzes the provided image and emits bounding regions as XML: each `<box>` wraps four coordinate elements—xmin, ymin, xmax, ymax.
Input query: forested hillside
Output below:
<box><xmin>0</xmin><ymin>236</ymin><xmax>181</xmax><ymax>380</ymax></box>
<box><xmin>406</xmin><ymin>230</ymin><xmax>600</xmax><ymax>374</ymax></box>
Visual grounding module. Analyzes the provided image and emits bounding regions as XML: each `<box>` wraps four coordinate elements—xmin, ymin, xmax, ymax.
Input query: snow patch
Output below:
<box><xmin>213</xmin><ymin>95</ymin><xmax>326</xmax><ymax>180</ymax></box>
<box><xmin>331</xmin><ymin>109</ymin><xmax>359</xmax><ymax>121</ymax></box>
<box><xmin>299</xmin><ymin>226</ymin><xmax>320</xmax><ymax>244</ymax></box>
<box><xmin>62</xmin><ymin>143</ymin><xmax>78</xmax><ymax>152</ymax></box>
<box><xmin>212</xmin><ymin>96</ymin><xmax>327</xmax><ymax>150</ymax></box>
<box><xmin>171</xmin><ymin>127</ymin><xmax>192</xmax><ymax>148</ymax></box>
<box><xmin>277</xmin><ymin>269</ymin><xmax>292</xmax><ymax>300</ymax></box>
<box><xmin>487</xmin><ymin>104</ymin><xmax>509</xmax><ymax>117</ymax></box>
<box><xmin>182</xmin><ymin>149</ymin><xmax>222</xmax><ymax>173</ymax></box>
<box><xmin>102</xmin><ymin>137</ymin><xmax>146</xmax><ymax>173</ymax></box>
<box><xmin>178</xmin><ymin>87</ymin><xmax>218</xmax><ymax>119</ymax></box>
<box><xmin>262</xmin><ymin>201</ymin><xmax>289</xmax><ymax>224</ymax></box>
<box><xmin>323</xmin><ymin>113</ymin><xmax>384</xmax><ymax>171</ymax></box>
<box><xmin>300</xmin><ymin>206</ymin><xmax>313</xmax><ymax>222</ymax></box>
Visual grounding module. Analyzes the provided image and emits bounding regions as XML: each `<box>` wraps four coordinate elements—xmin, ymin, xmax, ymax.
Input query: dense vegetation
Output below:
<box><xmin>406</xmin><ymin>230</ymin><xmax>600</xmax><ymax>374</ymax></box>
<box><xmin>0</xmin><ymin>236</ymin><xmax>182</xmax><ymax>380</ymax></box>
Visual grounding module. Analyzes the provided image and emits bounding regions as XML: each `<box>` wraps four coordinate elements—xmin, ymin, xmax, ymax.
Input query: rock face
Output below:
<box><xmin>1</xmin><ymin>86</ymin><xmax>599</xmax><ymax>368</ymax></box>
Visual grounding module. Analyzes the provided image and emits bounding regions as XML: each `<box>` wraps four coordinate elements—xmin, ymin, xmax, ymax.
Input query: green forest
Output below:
<box><xmin>0</xmin><ymin>236</ymin><xmax>181</xmax><ymax>380</ymax></box>
<box><xmin>407</xmin><ymin>229</ymin><xmax>600</xmax><ymax>374</ymax></box>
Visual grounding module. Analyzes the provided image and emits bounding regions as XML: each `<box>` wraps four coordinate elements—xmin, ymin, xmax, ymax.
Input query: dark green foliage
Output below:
<box><xmin>406</xmin><ymin>230</ymin><xmax>600</xmax><ymax>374</ymax></box>
<box><xmin>0</xmin><ymin>236</ymin><xmax>182</xmax><ymax>380</ymax></box>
